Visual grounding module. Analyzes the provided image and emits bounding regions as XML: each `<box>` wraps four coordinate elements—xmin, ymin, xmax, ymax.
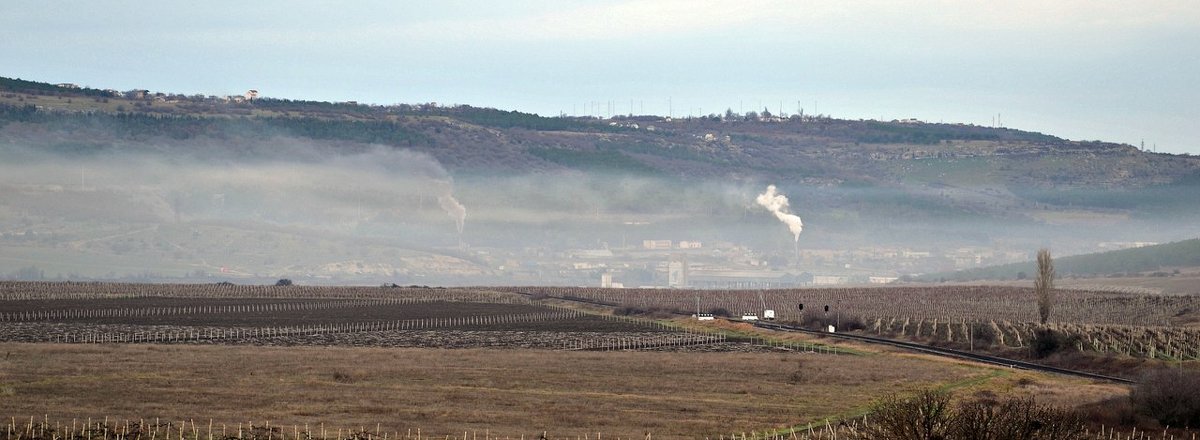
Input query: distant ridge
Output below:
<box><xmin>921</xmin><ymin>239</ymin><xmax>1200</xmax><ymax>282</ymax></box>
<box><xmin>2</xmin><ymin>74</ymin><xmax>1198</xmax><ymax>189</ymax></box>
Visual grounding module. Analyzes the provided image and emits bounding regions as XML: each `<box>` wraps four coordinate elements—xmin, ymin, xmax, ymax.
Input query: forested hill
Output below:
<box><xmin>2</xmin><ymin>75</ymin><xmax>1198</xmax><ymax>188</ymax></box>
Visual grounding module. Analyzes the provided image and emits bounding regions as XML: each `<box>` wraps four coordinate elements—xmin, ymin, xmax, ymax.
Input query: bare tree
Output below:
<box><xmin>1035</xmin><ymin>248</ymin><xmax>1055</xmax><ymax>324</ymax></box>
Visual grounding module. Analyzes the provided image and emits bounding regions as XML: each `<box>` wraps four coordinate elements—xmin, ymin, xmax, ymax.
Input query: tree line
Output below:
<box><xmin>0</xmin><ymin>103</ymin><xmax>431</xmax><ymax>147</ymax></box>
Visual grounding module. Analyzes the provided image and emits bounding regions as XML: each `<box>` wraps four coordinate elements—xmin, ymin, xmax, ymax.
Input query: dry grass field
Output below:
<box><xmin>0</xmin><ymin>342</ymin><xmax>1008</xmax><ymax>439</ymax></box>
<box><xmin>0</xmin><ymin>283</ymin><xmax>1144</xmax><ymax>438</ymax></box>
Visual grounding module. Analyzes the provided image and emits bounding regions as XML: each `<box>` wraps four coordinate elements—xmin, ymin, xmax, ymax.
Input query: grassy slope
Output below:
<box><xmin>923</xmin><ymin>238</ymin><xmax>1200</xmax><ymax>281</ymax></box>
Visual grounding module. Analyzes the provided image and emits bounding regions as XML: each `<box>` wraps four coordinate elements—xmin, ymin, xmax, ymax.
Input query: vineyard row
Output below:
<box><xmin>0</xmin><ymin>297</ymin><xmax>530</xmax><ymax>323</ymax></box>
<box><xmin>2</xmin><ymin>414</ymin><xmax>1184</xmax><ymax>440</ymax></box>
<box><xmin>39</xmin><ymin>310</ymin><xmax>584</xmax><ymax>345</ymax></box>
<box><xmin>498</xmin><ymin>286</ymin><xmax>1198</xmax><ymax>326</ymax></box>
<box><xmin>858</xmin><ymin>316</ymin><xmax>1200</xmax><ymax>360</ymax></box>
<box><xmin>0</xmin><ymin>282</ymin><xmax>503</xmax><ymax>301</ymax></box>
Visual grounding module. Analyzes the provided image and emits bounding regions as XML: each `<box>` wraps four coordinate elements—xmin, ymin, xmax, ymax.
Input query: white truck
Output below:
<box><xmin>758</xmin><ymin>291</ymin><xmax>775</xmax><ymax>321</ymax></box>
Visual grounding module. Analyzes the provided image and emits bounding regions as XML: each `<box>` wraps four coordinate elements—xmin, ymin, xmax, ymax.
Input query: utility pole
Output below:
<box><xmin>836</xmin><ymin>300</ymin><xmax>841</xmax><ymax>331</ymax></box>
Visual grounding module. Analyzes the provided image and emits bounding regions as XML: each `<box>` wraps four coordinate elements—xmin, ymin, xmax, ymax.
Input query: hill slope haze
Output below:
<box><xmin>1</xmin><ymin>76</ymin><xmax>1197</xmax><ymax>284</ymax></box>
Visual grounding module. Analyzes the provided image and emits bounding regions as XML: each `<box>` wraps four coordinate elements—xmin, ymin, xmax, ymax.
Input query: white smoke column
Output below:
<box><xmin>437</xmin><ymin>181</ymin><xmax>466</xmax><ymax>234</ymax></box>
<box><xmin>755</xmin><ymin>184</ymin><xmax>803</xmax><ymax>241</ymax></box>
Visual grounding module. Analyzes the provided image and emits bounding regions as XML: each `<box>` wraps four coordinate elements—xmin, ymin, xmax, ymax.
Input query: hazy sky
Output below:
<box><xmin>3</xmin><ymin>1</ymin><xmax>1198</xmax><ymax>153</ymax></box>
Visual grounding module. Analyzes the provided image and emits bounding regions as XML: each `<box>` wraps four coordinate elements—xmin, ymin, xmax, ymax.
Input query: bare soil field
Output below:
<box><xmin>0</xmin><ymin>294</ymin><xmax>701</xmax><ymax>349</ymax></box>
<box><xmin>0</xmin><ymin>342</ymin><xmax>1002</xmax><ymax>439</ymax></box>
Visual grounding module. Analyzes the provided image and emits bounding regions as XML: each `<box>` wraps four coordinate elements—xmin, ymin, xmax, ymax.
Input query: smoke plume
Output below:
<box><xmin>755</xmin><ymin>184</ymin><xmax>804</xmax><ymax>241</ymax></box>
<box><xmin>438</xmin><ymin>186</ymin><xmax>467</xmax><ymax>235</ymax></box>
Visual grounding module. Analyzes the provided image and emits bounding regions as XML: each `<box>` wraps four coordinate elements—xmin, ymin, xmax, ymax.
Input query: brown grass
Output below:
<box><xmin>0</xmin><ymin>342</ymin><xmax>988</xmax><ymax>439</ymax></box>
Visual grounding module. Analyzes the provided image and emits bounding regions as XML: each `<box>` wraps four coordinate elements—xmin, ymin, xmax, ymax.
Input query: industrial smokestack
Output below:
<box><xmin>755</xmin><ymin>185</ymin><xmax>803</xmax><ymax>242</ymax></box>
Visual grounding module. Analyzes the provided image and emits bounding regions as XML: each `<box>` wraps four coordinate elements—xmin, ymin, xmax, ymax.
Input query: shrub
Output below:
<box><xmin>852</xmin><ymin>389</ymin><xmax>1085</xmax><ymax>440</ymax></box>
<box><xmin>613</xmin><ymin>306</ymin><xmax>645</xmax><ymax>316</ymax></box>
<box><xmin>331</xmin><ymin>369</ymin><xmax>357</xmax><ymax>383</ymax></box>
<box><xmin>274</xmin><ymin>278</ymin><xmax>293</xmax><ymax>286</ymax></box>
<box><xmin>1130</xmin><ymin>369</ymin><xmax>1200</xmax><ymax>428</ymax></box>
<box><xmin>970</xmin><ymin>322</ymin><xmax>997</xmax><ymax>346</ymax></box>
<box><xmin>1029</xmin><ymin>328</ymin><xmax>1078</xmax><ymax>358</ymax></box>
<box><xmin>840</xmin><ymin>315</ymin><xmax>867</xmax><ymax>331</ymax></box>
<box><xmin>952</xmin><ymin>396</ymin><xmax>1085</xmax><ymax>439</ymax></box>
<box><xmin>1077</xmin><ymin>397</ymin><xmax>1137</xmax><ymax>429</ymax></box>
<box><xmin>798</xmin><ymin>313</ymin><xmax>866</xmax><ymax>331</ymax></box>
<box><xmin>613</xmin><ymin>306</ymin><xmax>678</xmax><ymax>318</ymax></box>
<box><xmin>855</xmin><ymin>389</ymin><xmax>953</xmax><ymax>439</ymax></box>
<box><xmin>786</xmin><ymin>359</ymin><xmax>807</xmax><ymax>384</ymax></box>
